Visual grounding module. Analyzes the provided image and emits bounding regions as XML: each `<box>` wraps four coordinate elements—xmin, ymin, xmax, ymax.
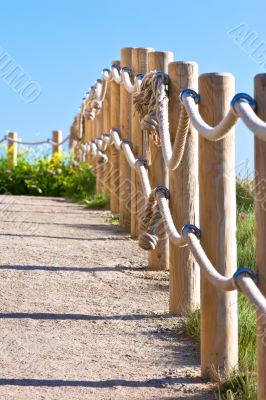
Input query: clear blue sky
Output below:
<box><xmin>0</xmin><ymin>0</ymin><xmax>265</xmax><ymax>173</ymax></box>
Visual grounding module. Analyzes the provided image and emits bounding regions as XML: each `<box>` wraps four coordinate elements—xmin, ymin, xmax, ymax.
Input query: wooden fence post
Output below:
<box><xmin>110</xmin><ymin>60</ymin><xmax>120</xmax><ymax>215</ymax></box>
<box><xmin>96</xmin><ymin>108</ymin><xmax>104</xmax><ymax>194</ymax></box>
<box><xmin>102</xmin><ymin>82</ymin><xmax>111</xmax><ymax>198</ymax></box>
<box><xmin>131</xmin><ymin>47</ymin><xmax>153</xmax><ymax>238</ymax></box>
<box><xmin>198</xmin><ymin>73</ymin><xmax>238</xmax><ymax>378</ymax></box>
<box><xmin>254</xmin><ymin>73</ymin><xmax>266</xmax><ymax>400</ymax></box>
<box><xmin>147</xmin><ymin>51</ymin><xmax>173</xmax><ymax>270</ymax></box>
<box><xmin>168</xmin><ymin>62</ymin><xmax>199</xmax><ymax>312</ymax></box>
<box><xmin>119</xmin><ymin>47</ymin><xmax>134</xmax><ymax>228</ymax></box>
<box><xmin>7</xmin><ymin>132</ymin><xmax>17</xmax><ymax>167</ymax></box>
<box><xmin>52</xmin><ymin>130</ymin><xmax>62</xmax><ymax>157</ymax></box>
<box><xmin>85</xmin><ymin>117</ymin><xmax>92</xmax><ymax>165</ymax></box>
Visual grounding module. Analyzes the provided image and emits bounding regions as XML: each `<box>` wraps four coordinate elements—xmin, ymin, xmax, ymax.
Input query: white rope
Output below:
<box><xmin>111</xmin><ymin>64</ymin><xmax>122</xmax><ymax>84</ymax></box>
<box><xmin>95</xmin><ymin>138</ymin><xmax>108</xmax><ymax>152</ymax></box>
<box><xmin>121</xmin><ymin>142</ymin><xmax>137</xmax><ymax>169</ymax></box>
<box><xmin>234</xmin><ymin>100</ymin><xmax>266</xmax><ymax>141</ymax></box>
<box><xmin>121</xmin><ymin>68</ymin><xmax>136</xmax><ymax>94</ymax></box>
<box><xmin>5</xmin><ymin>134</ymin><xmax>70</xmax><ymax>146</ymax></box>
<box><xmin>110</xmin><ymin>128</ymin><xmax>122</xmax><ymax>150</ymax></box>
<box><xmin>102</xmin><ymin>68</ymin><xmax>112</xmax><ymax>82</ymax></box>
<box><xmin>181</xmin><ymin>93</ymin><xmax>238</xmax><ymax>141</ymax></box>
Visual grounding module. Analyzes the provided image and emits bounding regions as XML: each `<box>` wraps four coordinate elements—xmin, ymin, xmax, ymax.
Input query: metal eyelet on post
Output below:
<box><xmin>230</xmin><ymin>93</ymin><xmax>256</xmax><ymax>114</ymax></box>
<box><xmin>155</xmin><ymin>71</ymin><xmax>168</xmax><ymax>84</ymax></box>
<box><xmin>154</xmin><ymin>185</ymin><xmax>170</xmax><ymax>199</ymax></box>
<box><xmin>233</xmin><ymin>267</ymin><xmax>258</xmax><ymax>289</ymax></box>
<box><xmin>122</xmin><ymin>67</ymin><xmax>132</xmax><ymax>75</ymax></box>
<box><xmin>135</xmin><ymin>157</ymin><xmax>148</xmax><ymax>168</ymax></box>
<box><xmin>181</xmin><ymin>224</ymin><xmax>201</xmax><ymax>240</ymax></box>
<box><xmin>179</xmin><ymin>89</ymin><xmax>200</xmax><ymax>104</ymax></box>
<box><xmin>121</xmin><ymin>139</ymin><xmax>131</xmax><ymax>146</ymax></box>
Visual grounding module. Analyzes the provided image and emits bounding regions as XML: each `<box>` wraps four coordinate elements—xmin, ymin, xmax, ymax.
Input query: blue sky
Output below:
<box><xmin>0</xmin><ymin>0</ymin><xmax>265</xmax><ymax>172</ymax></box>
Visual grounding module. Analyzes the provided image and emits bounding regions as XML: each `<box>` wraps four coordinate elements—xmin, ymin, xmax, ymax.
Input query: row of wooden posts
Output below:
<box><xmin>73</xmin><ymin>47</ymin><xmax>243</xmax><ymax>383</ymax></box>
<box><xmin>6</xmin><ymin>130</ymin><xmax>63</xmax><ymax>166</ymax></box>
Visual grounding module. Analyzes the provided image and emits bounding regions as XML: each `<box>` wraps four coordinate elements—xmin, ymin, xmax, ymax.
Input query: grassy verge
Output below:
<box><xmin>182</xmin><ymin>177</ymin><xmax>257</xmax><ymax>399</ymax></box>
<box><xmin>0</xmin><ymin>149</ymin><xmax>109</xmax><ymax>208</ymax></box>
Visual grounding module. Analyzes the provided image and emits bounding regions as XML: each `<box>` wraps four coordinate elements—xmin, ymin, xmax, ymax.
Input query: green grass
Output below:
<box><xmin>182</xmin><ymin>177</ymin><xmax>257</xmax><ymax>399</ymax></box>
<box><xmin>105</xmin><ymin>215</ymin><xmax>120</xmax><ymax>224</ymax></box>
<box><xmin>83</xmin><ymin>193</ymin><xmax>109</xmax><ymax>209</ymax></box>
<box><xmin>0</xmin><ymin>149</ymin><xmax>108</xmax><ymax>208</ymax></box>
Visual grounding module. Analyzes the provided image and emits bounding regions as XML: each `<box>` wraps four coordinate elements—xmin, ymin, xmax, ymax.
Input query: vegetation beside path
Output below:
<box><xmin>183</xmin><ymin>177</ymin><xmax>257</xmax><ymax>399</ymax></box>
<box><xmin>0</xmin><ymin>149</ymin><xmax>108</xmax><ymax>208</ymax></box>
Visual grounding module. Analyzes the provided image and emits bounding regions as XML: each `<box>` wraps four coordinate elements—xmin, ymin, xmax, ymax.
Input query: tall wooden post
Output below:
<box><xmin>168</xmin><ymin>62</ymin><xmax>199</xmax><ymax>311</ymax></box>
<box><xmin>199</xmin><ymin>73</ymin><xmax>238</xmax><ymax>378</ymax></box>
<box><xmin>102</xmin><ymin>82</ymin><xmax>111</xmax><ymax>198</ymax></box>
<box><xmin>91</xmin><ymin>117</ymin><xmax>97</xmax><ymax>170</ymax></box>
<box><xmin>52</xmin><ymin>130</ymin><xmax>62</xmax><ymax>157</ymax></box>
<box><xmin>7</xmin><ymin>132</ymin><xmax>17</xmax><ymax>167</ymax></box>
<box><xmin>147</xmin><ymin>51</ymin><xmax>173</xmax><ymax>270</ymax></box>
<box><xmin>96</xmin><ymin>109</ymin><xmax>104</xmax><ymax>194</ymax></box>
<box><xmin>110</xmin><ymin>60</ymin><xmax>120</xmax><ymax>215</ymax></box>
<box><xmin>254</xmin><ymin>73</ymin><xmax>266</xmax><ymax>400</ymax></box>
<box><xmin>131</xmin><ymin>48</ymin><xmax>153</xmax><ymax>238</ymax></box>
<box><xmin>119</xmin><ymin>47</ymin><xmax>134</xmax><ymax>228</ymax></box>
<box><xmin>85</xmin><ymin>117</ymin><xmax>92</xmax><ymax>165</ymax></box>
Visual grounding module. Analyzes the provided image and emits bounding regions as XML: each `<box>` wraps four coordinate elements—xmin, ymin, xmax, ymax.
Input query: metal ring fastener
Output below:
<box><xmin>121</xmin><ymin>139</ymin><xmax>131</xmax><ymax>146</ymax></box>
<box><xmin>231</xmin><ymin>93</ymin><xmax>256</xmax><ymax>113</ymax></box>
<box><xmin>122</xmin><ymin>67</ymin><xmax>132</xmax><ymax>74</ymax></box>
<box><xmin>154</xmin><ymin>185</ymin><xmax>170</xmax><ymax>199</ymax></box>
<box><xmin>233</xmin><ymin>267</ymin><xmax>258</xmax><ymax>289</ymax></box>
<box><xmin>135</xmin><ymin>157</ymin><xmax>148</xmax><ymax>168</ymax></box>
<box><xmin>181</xmin><ymin>224</ymin><xmax>201</xmax><ymax>240</ymax></box>
<box><xmin>155</xmin><ymin>71</ymin><xmax>168</xmax><ymax>84</ymax></box>
<box><xmin>111</xmin><ymin>64</ymin><xmax>121</xmax><ymax>70</ymax></box>
<box><xmin>179</xmin><ymin>89</ymin><xmax>200</xmax><ymax>104</ymax></box>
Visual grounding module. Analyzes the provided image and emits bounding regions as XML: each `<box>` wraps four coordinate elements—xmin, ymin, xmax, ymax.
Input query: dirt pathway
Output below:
<box><xmin>0</xmin><ymin>195</ymin><xmax>214</xmax><ymax>400</ymax></box>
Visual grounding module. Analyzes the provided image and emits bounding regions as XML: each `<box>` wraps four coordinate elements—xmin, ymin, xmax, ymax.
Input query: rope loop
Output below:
<box><xmin>231</xmin><ymin>93</ymin><xmax>256</xmax><ymax>115</ymax></box>
<box><xmin>181</xmin><ymin>224</ymin><xmax>201</xmax><ymax>240</ymax></box>
<box><xmin>233</xmin><ymin>267</ymin><xmax>258</xmax><ymax>289</ymax></box>
<box><xmin>135</xmin><ymin>157</ymin><xmax>148</xmax><ymax>168</ymax></box>
<box><xmin>180</xmin><ymin>89</ymin><xmax>200</xmax><ymax>104</ymax></box>
<box><xmin>154</xmin><ymin>185</ymin><xmax>170</xmax><ymax>199</ymax></box>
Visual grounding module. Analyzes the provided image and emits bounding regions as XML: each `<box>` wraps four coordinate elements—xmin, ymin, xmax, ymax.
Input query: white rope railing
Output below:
<box><xmin>84</xmin><ymin>120</ymin><xmax>263</xmax><ymax>324</ymax></box>
<box><xmin>86</xmin><ymin>128</ymin><xmax>261</xmax><ymax>298</ymax></box>
<box><xmin>69</xmin><ymin>58</ymin><xmax>266</xmax><ymax>330</ymax></box>
<box><xmin>0</xmin><ymin>134</ymin><xmax>70</xmax><ymax>147</ymax></box>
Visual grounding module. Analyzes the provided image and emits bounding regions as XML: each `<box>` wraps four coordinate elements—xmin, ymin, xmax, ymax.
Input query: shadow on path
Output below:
<box><xmin>0</xmin><ymin>376</ymin><xmax>204</xmax><ymax>388</ymax></box>
<box><xmin>0</xmin><ymin>312</ymin><xmax>170</xmax><ymax>321</ymax></box>
<box><xmin>0</xmin><ymin>265</ymin><xmax>131</xmax><ymax>273</ymax></box>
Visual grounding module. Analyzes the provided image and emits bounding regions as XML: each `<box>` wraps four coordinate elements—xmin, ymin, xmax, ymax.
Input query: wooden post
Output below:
<box><xmin>102</xmin><ymin>82</ymin><xmax>111</xmax><ymax>198</ymax></box>
<box><xmin>198</xmin><ymin>73</ymin><xmax>238</xmax><ymax>378</ymax></box>
<box><xmin>96</xmin><ymin>109</ymin><xmax>104</xmax><ymax>194</ymax></box>
<box><xmin>91</xmin><ymin>117</ymin><xmax>97</xmax><ymax>170</ymax></box>
<box><xmin>52</xmin><ymin>130</ymin><xmax>62</xmax><ymax>157</ymax></box>
<box><xmin>85</xmin><ymin>117</ymin><xmax>92</xmax><ymax>165</ymax></box>
<box><xmin>147</xmin><ymin>51</ymin><xmax>173</xmax><ymax>270</ymax></box>
<box><xmin>7</xmin><ymin>132</ymin><xmax>17</xmax><ymax>167</ymax></box>
<box><xmin>131</xmin><ymin>48</ymin><xmax>153</xmax><ymax>238</ymax></box>
<box><xmin>254</xmin><ymin>73</ymin><xmax>266</xmax><ymax>400</ymax></box>
<box><xmin>119</xmin><ymin>47</ymin><xmax>134</xmax><ymax>228</ymax></box>
<box><xmin>110</xmin><ymin>60</ymin><xmax>120</xmax><ymax>215</ymax></box>
<box><xmin>168</xmin><ymin>62</ymin><xmax>199</xmax><ymax>312</ymax></box>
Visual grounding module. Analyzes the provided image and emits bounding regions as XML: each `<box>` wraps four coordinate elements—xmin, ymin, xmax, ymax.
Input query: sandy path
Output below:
<box><xmin>0</xmin><ymin>195</ymin><xmax>213</xmax><ymax>400</ymax></box>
